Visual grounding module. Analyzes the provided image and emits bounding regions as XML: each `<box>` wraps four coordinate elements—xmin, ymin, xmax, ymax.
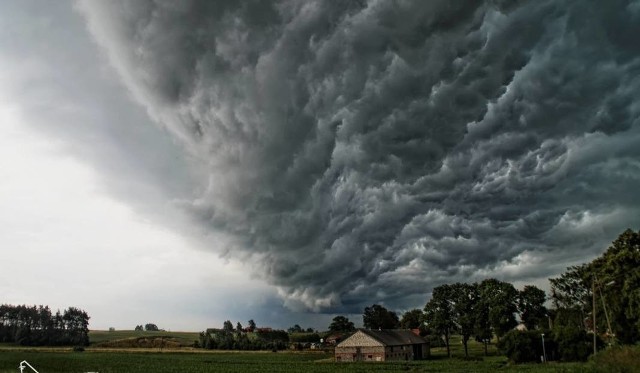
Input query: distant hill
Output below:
<box><xmin>89</xmin><ymin>330</ymin><xmax>200</xmax><ymax>348</ymax></box>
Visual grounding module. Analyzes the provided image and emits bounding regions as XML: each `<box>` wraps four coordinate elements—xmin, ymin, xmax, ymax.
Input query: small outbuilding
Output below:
<box><xmin>335</xmin><ymin>329</ymin><xmax>429</xmax><ymax>362</ymax></box>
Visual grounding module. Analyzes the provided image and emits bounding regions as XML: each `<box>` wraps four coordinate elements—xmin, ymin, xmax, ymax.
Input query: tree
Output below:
<box><xmin>236</xmin><ymin>322</ymin><xmax>243</xmax><ymax>333</ymax></box>
<box><xmin>222</xmin><ymin>320</ymin><xmax>233</xmax><ymax>332</ymax></box>
<box><xmin>478</xmin><ymin>279</ymin><xmax>518</xmax><ymax>340</ymax></box>
<box><xmin>551</xmin><ymin>229</ymin><xmax>640</xmax><ymax>344</ymax></box>
<box><xmin>590</xmin><ymin>229</ymin><xmax>640</xmax><ymax>344</ymax></box>
<box><xmin>399</xmin><ymin>309</ymin><xmax>424</xmax><ymax>330</ymax></box>
<box><xmin>518</xmin><ymin>285</ymin><xmax>547</xmax><ymax>330</ymax></box>
<box><xmin>287</xmin><ymin>324</ymin><xmax>304</xmax><ymax>333</ymax></box>
<box><xmin>144</xmin><ymin>323</ymin><xmax>159</xmax><ymax>332</ymax></box>
<box><xmin>134</xmin><ymin>325</ymin><xmax>143</xmax><ymax>331</ymax></box>
<box><xmin>247</xmin><ymin>319</ymin><xmax>256</xmax><ymax>332</ymax></box>
<box><xmin>63</xmin><ymin>307</ymin><xmax>90</xmax><ymax>345</ymax></box>
<box><xmin>328</xmin><ymin>316</ymin><xmax>355</xmax><ymax>333</ymax></box>
<box><xmin>474</xmin><ymin>296</ymin><xmax>493</xmax><ymax>356</ymax></box>
<box><xmin>363</xmin><ymin>304</ymin><xmax>399</xmax><ymax>330</ymax></box>
<box><xmin>424</xmin><ymin>284</ymin><xmax>455</xmax><ymax>357</ymax></box>
<box><xmin>450</xmin><ymin>282</ymin><xmax>479</xmax><ymax>357</ymax></box>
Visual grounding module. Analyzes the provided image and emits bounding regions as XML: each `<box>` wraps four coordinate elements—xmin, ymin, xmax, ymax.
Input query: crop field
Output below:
<box><xmin>0</xmin><ymin>333</ymin><xmax>610</xmax><ymax>372</ymax></box>
<box><xmin>88</xmin><ymin>330</ymin><xmax>200</xmax><ymax>347</ymax></box>
<box><xmin>0</xmin><ymin>349</ymin><xmax>591</xmax><ymax>373</ymax></box>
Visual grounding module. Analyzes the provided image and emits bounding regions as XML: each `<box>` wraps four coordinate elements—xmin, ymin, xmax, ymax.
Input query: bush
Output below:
<box><xmin>73</xmin><ymin>346</ymin><xmax>85</xmax><ymax>352</ymax></box>
<box><xmin>553</xmin><ymin>327</ymin><xmax>595</xmax><ymax>362</ymax></box>
<box><xmin>498</xmin><ymin>330</ymin><xmax>544</xmax><ymax>363</ymax></box>
<box><xmin>590</xmin><ymin>345</ymin><xmax>640</xmax><ymax>373</ymax></box>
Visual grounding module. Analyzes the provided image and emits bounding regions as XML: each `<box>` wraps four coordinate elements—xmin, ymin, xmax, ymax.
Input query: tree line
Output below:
<box><xmin>198</xmin><ymin>319</ymin><xmax>289</xmax><ymax>351</ymax></box>
<box><xmin>0</xmin><ymin>304</ymin><xmax>90</xmax><ymax>346</ymax></box>
<box><xmin>327</xmin><ymin>229</ymin><xmax>640</xmax><ymax>362</ymax></box>
<box><xmin>550</xmin><ymin>229</ymin><xmax>640</xmax><ymax>345</ymax></box>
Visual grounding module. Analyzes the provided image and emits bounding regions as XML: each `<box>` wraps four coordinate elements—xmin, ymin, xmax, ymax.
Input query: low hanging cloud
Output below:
<box><xmin>78</xmin><ymin>0</ymin><xmax>640</xmax><ymax>312</ymax></box>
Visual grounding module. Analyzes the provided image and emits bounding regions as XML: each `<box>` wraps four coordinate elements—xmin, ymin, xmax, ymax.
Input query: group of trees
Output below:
<box><xmin>549</xmin><ymin>228</ymin><xmax>640</xmax><ymax>345</ymax></box>
<box><xmin>422</xmin><ymin>279</ymin><xmax>545</xmax><ymax>357</ymax></box>
<box><xmin>0</xmin><ymin>304</ymin><xmax>90</xmax><ymax>346</ymax></box>
<box><xmin>199</xmin><ymin>320</ymin><xmax>288</xmax><ymax>351</ymax></box>
<box><xmin>287</xmin><ymin>324</ymin><xmax>315</xmax><ymax>333</ymax></box>
<box><xmin>326</xmin><ymin>280</ymin><xmax>545</xmax><ymax>358</ymax></box>
<box><xmin>134</xmin><ymin>323</ymin><xmax>161</xmax><ymax>331</ymax></box>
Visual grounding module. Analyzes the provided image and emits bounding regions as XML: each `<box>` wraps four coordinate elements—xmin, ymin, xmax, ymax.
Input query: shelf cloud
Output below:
<box><xmin>78</xmin><ymin>0</ymin><xmax>640</xmax><ymax>312</ymax></box>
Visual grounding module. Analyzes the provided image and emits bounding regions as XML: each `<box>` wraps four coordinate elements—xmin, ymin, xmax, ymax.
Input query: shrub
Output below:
<box><xmin>553</xmin><ymin>327</ymin><xmax>597</xmax><ymax>362</ymax></box>
<box><xmin>590</xmin><ymin>345</ymin><xmax>640</xmax><ymax>373</ymax></box>
<box><xmin>498</xmin><ymin>330</ymin><xmax>543</xmax><ymax>363</ymax></box>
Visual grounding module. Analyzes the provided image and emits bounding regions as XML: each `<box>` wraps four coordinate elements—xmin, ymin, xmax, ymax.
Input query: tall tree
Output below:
<box><xmin>518</xmin><ymin>285</ymin><xmax>547</xmax><ymax>330</ymax></box>
<box><xmin>478</xmin><ymin>279</ymin><xmax>518</xmax><ymax>340</ymax></box>
<box><xmin>591</xmin><ymin>228</ymin><xmax>640</xmax><ymax>343</ymax></box>
<box><xmin>550</xmin><ymin>264</ymin><xmax>590</xmax><ymax>330</ymax></box>
<box><xmin>450</xmin><ymin>283</ymin><xmax>479</xmax><ymax>357</ymax></box>
<box><xmin>222</xmin><ymin>320</ymin><xmax>233</xmax><ymax>332</ymax></box>
<box><xmin>399</xmin><ymin>309</ymin><xmax>424</xmax><ymax>330</ymax></box>
<box><xmin>551</xmin><ymin>229</ymin><xmax>640</xmax><ymax>344</ymax></box>
<box><xmin>424</xmin><ymin>284</ymin><xmax>455</xmax><ymax>357</ymax></box>
<box><xmin>363</xmin><ymin>304</ymin><xmax>399</xmax><ymax>329</ymax></box>
<box><xmin>328</xmin><ymin>316</ymin><xmax>355</xmax><ymax>332</ymax></box>
<box><xmin>236</xmin><ymin>322</ymin><xmax>243</xmax><ymax>333</ymax></box>
<box><xmin>247</xmin><ymin>319</ymin><xmax>256</xmax><ymax>332</ymax></box>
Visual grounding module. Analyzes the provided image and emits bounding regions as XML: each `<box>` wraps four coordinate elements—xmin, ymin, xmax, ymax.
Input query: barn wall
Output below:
<box><xmin>335</xmin><ymin>346</ymin><xmax>386</xmax><ymax>362</ymax></box>
<box><xmin>384</xmin><ymin>345</ymin><xmax>413</xmax><ymax>361</ymax></box>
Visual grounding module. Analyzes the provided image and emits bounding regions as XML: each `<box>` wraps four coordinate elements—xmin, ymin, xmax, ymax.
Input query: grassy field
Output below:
<box><xmin>88</xmin><ymin>330</ymin><xmax>200</xmax><ymax>347</ymax></box>
<box><xmin>0</xmin><ymin>350</ymin><xmax>591</xmax><ymax>373</ymax></box>
<box><xmin>0</xmin><ymin>332</ymin><xmax>599</xmax><ymax>372</ymax></box>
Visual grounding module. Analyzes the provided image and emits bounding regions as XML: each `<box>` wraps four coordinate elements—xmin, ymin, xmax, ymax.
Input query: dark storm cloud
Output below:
<box><xmin>79</xmin><ymin>0</ymin><xmax>640</xmax><ymax>311</ymax></box>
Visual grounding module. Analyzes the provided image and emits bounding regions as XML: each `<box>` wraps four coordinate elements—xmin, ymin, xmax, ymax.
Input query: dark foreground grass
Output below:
<box><xmin>0</xmin><ymin>350</ymin><xmax>590</xmax><ymax>373</ymax></box>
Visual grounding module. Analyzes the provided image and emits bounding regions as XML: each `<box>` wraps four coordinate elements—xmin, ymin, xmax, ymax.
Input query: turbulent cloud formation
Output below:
<box><xmin>79</xmin><ymin>0</ymin><xmax>640</xmax><ymax>312</ymax></box>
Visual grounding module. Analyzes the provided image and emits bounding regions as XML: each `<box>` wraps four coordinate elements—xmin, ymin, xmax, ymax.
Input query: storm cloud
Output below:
<box><xmin>78</xmin><ymin>0</ymin><xmax>640</xmax><ymax>312</ymax></box>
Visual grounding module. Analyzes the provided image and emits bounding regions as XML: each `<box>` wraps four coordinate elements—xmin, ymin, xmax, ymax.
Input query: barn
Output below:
<box><xmin>334</xmin><ymin>329</ymin><xmax>429</xmax><ymax>362</ymax></box>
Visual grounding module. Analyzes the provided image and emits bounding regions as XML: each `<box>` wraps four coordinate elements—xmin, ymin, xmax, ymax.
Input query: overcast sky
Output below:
<box><xmin>2</xmin><ymin>0</ymin><xmax>640</xmax><ymax>331</ymax></box>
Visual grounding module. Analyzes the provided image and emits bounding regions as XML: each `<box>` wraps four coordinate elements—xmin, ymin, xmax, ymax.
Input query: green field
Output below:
<box><xmin>88</xmin><ymin>330</ymin><xmax>200</xmax><ymax>347</ymax></box>
<box><xmin>0</xmin><ymin>350</ymin><xmax>590</xmax><ymax>373</ymax></box>
<box><xmin>0</xmin><ymin>332</ymin><xmax>613</xmax><ymax>372</ymax></box>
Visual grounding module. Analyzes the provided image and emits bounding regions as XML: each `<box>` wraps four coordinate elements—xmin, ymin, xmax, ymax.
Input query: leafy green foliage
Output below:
<box><xmin>518</xmin><ymin>285</ymin><xmax>547</xmax><ymax>330</ymax></box>
<box><xmin>552</xmin><ymin>326</ymin><xmax>595</xmax><ymax>362</ymax></box>
<box><xmin>424</xmin><ymin>284</ymin><xmax>455</xmax><ymax>357</ymax></box>
<box><xmin>590</xmin><ymin>345</ymin><xmax>640</xmax><ymax>373</ymax></box>
<box><xmin>497</xmin><ymin>330</ymin><xmax>543</xmax><ymax>363</ymax></box>
<box><xmin>450</xmin><ymin>283</ymin><xmax>479</xmax><ymax>357</ymax></box>
<box><xmin>328</xmin><ymin>316</ymin><xmax>355</xmax><ymax>332</ymax></box>
<box><xmin>550</xmin><ymin>229</ymin><xmax>640</xmax><ymax>344</ymax></box>
<box><xmin>199</xmin><ymin>327</ymin><xmax>289</xmax><ymax>351</ymax></box>
<box><xmin>247</xmin><ymin>319</ymin><xmax>256</xmax><ymax>332</ymax></box>
<box><xmin>0</xmin><ymin>304</ymin><xmax>89</xmax><ymax>346</ymax></box>
<box><xmin>478</xmin><ymin>279</ymin><xmax>518</xmax><ymax>339</ymax></box>
<box><xmin>362</xmin><ymin>304</ymin><xmax>399</xmax><ymax>329</ymax></box>
<box><xmin>399</xmin><ymin>309</ymin><xmax>424</xmax><ymax>330</ymax></box>
<box><xmin>144</xmin><ymin>323</ymin><xmax>159</xmax><ymax>332</ymax></box>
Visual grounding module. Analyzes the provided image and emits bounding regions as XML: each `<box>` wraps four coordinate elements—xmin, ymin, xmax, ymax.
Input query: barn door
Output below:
<box><xmin>355</xmin><ymin>347</ymin><xmax>362</xmax><ymax>361</ymax></box>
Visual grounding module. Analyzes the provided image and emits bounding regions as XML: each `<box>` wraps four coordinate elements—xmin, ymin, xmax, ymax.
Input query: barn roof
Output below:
<box><xmin>354</xmin><ymin>329</ymin><xmax>427</xmax><ymax>346</ymax></box>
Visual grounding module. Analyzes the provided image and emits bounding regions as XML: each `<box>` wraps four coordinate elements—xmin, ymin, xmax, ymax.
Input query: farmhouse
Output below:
<box><xmin>334</xmin><ymin>329</ymin><xmax>429</xmax><ymax>362</ymax></box>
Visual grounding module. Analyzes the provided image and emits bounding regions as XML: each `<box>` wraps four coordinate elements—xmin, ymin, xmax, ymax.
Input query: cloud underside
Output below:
<box><xmin>79</xmin><ymin>0</ymin><xmax>640</xmax><ymax>312</ymax></box>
